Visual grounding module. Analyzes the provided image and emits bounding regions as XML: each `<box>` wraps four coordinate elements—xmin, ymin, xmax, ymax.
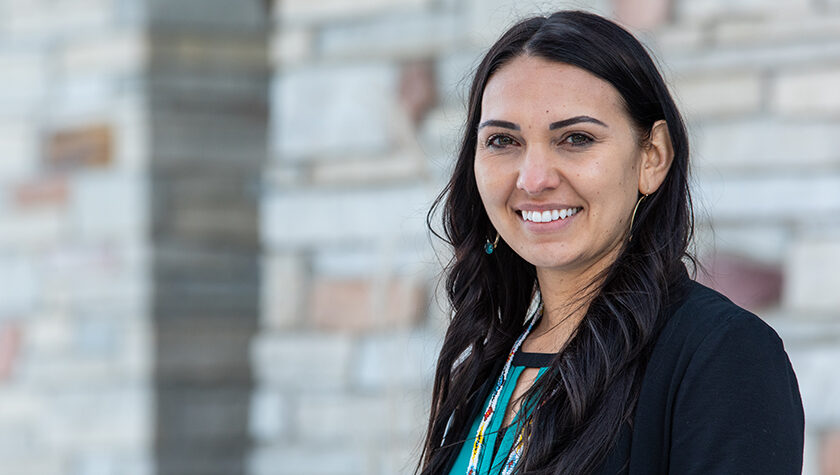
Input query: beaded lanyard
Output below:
<box><xmin>466</xmin><ymin>305</ymin><xmax>542</xmax><ymax>475</ymax></box>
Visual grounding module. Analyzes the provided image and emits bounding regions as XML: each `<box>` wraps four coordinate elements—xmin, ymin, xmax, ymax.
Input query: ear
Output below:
<box><xmin>638</xmin><ymin>120</ymin><xmax>674</xmax><ymax>195</ymax></box>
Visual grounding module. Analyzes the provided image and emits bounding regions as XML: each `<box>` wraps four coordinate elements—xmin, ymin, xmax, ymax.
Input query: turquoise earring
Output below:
<box><xmin>485</xmin><ymin>232</ymin><xmax>500</xmax><ymax>254</ymax></box>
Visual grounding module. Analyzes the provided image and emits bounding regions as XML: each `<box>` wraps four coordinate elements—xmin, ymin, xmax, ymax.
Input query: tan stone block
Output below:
<box><xmin>45</xmin><ymin>124</ymin><xmax>113</xmax><ymax>171</ymax></box>
<box><xmin>309</xmin><ymin>277</ymin><xmax>426</xmax><ymax>332</ymax></box>
<box><xmin>821</xmin><ymin>430</ymin><xmax>840</xmax><ymax>475</ymax></box>
<box><xmin>13</xmin><ymin>177</ymin><xmax>69</xmax><ymax>208</ymax></box>
<box><xmin>614</xmin><ymin>0</ymin><xmax>670</xmax><ymax>31</ymax></box>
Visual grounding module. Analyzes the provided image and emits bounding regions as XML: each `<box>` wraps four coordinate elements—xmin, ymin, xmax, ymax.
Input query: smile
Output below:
<box><xmin>520</xmin><ymin>207</ymin><xmax>581</xmax><ymax>223</ymax></box>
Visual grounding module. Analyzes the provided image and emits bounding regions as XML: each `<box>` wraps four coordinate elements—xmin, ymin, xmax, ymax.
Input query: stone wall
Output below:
<box><xmin>1</xmin><ymin>0</ymin><xmax>839</xmax><ymax>474</ymax></box>
<box><xmin>254</xmin><ymin>0</ymin><xmax>840</xmax><ymax>474</ymax></box>
<box><xmin>0</xmin><ymin>0</ymin><xmax>152</xmax><ymax>473</ymax></box>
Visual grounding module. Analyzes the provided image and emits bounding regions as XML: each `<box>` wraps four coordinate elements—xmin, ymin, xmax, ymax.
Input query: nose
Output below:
<box><xmin>516</xmin><ymin>144</ymin><xmax>561</xmax><ymax>195</ymax></box>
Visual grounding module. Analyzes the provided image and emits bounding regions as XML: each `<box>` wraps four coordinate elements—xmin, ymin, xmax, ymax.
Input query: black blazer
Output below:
<box><xmin>596</xmin><ymin>279</ymin><xmax>805</xmax><ymax>474</ymax></box>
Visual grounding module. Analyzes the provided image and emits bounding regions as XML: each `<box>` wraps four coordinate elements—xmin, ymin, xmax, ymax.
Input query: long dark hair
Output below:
<box><xmin>419</xmin><ymin>10</ymin><xmax>694</xmax><ymax>474</ymax></box>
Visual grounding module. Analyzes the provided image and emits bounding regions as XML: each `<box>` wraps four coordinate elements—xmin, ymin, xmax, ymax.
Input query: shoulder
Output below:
<box><xmin>628</xmin><ymin>279</ymin><xmax>804</xmax><ymax>474</ymax></box>
<box><xmin>650</xmin><ymin>279</ymin><xmax>785</xmax><ymax>366</ymax></box>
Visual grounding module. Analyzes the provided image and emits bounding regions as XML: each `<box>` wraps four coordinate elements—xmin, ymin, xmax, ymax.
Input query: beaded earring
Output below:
<box><xmin>484</xmin><ymin>232</ymin><xmax>500</xmax><ymax>254</ymax></box>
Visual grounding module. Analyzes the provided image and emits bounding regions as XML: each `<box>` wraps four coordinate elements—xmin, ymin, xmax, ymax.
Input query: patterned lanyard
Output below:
<box><xmin>467</xmin><ymin>305</ymin><xmax>542</xmax><ymax>475</ymax></box>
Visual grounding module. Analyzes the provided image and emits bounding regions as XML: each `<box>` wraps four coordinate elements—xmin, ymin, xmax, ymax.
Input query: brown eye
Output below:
<box><xmin>564</xmin><ymin>133</ymin><xmax>593</xmax><ymax>146</ymax></box>
<box><xmin>488</xmin><ymin>134</ymin><xmax>516</xmax><ymax>148</ymax></box>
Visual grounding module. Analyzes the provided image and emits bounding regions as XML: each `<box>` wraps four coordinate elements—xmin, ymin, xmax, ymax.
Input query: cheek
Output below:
<box><xmin>474</xmin><ymin>159</ymin><xmax>508</xmax><ymax>206</ymax></box>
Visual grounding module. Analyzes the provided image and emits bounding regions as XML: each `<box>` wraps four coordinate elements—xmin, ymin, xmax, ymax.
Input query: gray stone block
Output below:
<box><xmin>692</xmin><ymin>120</ymin><xmax>840</xmax><ymax>171</ymax></box>
<box><xmin>147</xmin><ymin>0</ymin><xmax>269</xmax><ymax>31</ymax></box>
<box><xmin>251</xmin><ymin>333</ymin><xmax>353</xmax><ymax>391</ymax></box>
<box><xmin>262</xmin><ymin>186</ymin><xmax>433</xmax><ymax>249</ymax></box>
<box><xmin>319</xmin><ymin>10</ymin><xmax>464</xmax><ymax>60</ymax></box>
<box><xmin>273</xmin><ymin>63</ymin><xmax>397</xmax><ymax>161</ymax></box>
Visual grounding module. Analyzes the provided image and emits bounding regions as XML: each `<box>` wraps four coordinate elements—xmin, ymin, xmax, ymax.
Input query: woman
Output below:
<box><xmin>419</xmin><ymin>10</ymin><xmax>804</xmax><ymax>475</ymax></box>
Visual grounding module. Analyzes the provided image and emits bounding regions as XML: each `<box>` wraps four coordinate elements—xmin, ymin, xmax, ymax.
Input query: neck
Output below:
<box><xmin>524</xmin><ymin>262</ymin><xmax>610</xmax><ymax>354</ymax></box>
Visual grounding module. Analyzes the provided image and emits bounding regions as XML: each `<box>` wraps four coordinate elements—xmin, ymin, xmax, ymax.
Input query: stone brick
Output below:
<box><xmin>147</xmin><ymin>0</ymin><xmax>268</xmax><ymax>30</ymax></box>
<box><xmin>665</xmin><ymin>42</ymin><xmax>840</xmax><ymax>75</ymax></box>
<box><xmin>251</xmin><ymin>333</ymin><xmax>353</xmax><ymax>391</ymax></box>
<box><xmin>319</xmin><ymin>11</ymin><xmax>462</xmax><ymax>60</ymax></box>
<box><xmin>692</xmin><ymin>173</ymin><xmax>840</xmax><ymax>224</ymax></box>
<box><xmin>0</xmin><ymin>52</ymin><xmax>49</xmax><ymax>113</ymax></box>
<box><xmin>156</xmin><ymin>385</ymin><xmax>251</xmax><ymax>442</ymax></box>
<box><xmin>311</xmin><ymin>239</ymin><xmax>435</xmax><ymax>279</ymax></box>
<box><xmin>261</xmin><ymin>253</ymin><xmax>306</xmax><ymax>330</ymax></box>
<box><xmin>785</xmin><ymin>342</ymin><xmax>840</xmax><ymax>424</ymax></box>
<box><xmin>262</xmin><ymin>186</ymin><xmax>432</xmax><ymax>248</ymax></box>
<box><xmin>249</xmin><ymin>445</ymin><xmax>368</xmax><ymax>475</ymax></box>
<box><xmin>784</xmin><ymin>237</ymin><xmax>840</xmax><ymax>312</ymax></box>
<box><xmin>46</xmin><ymin>386</ymin><xmax>152</xmax><ymax>449</ymax></box>
<box><xmin>714</xmin><ymin>17</ymin><xmax>840</xmax><ymax>46</ymax></box>
<box><xmin>308</xmin><ymin>277</ymin><xmax>426</xmax><ymax>332</ymax></box>
<box><xmin>673</xmin><ymin>71</ymin><xmax>762</xmax><ymax>117</ymax></box>
<box><xmin>59</xmin><ymin>30</ymin><xmax>148</xmax><ymax>77</ymax></box>
<box><xmin>0</xmin><ymin>255</ymin><xmax>38</xmax><ymax>317</ymax></box>
<box><xmin>278</xmin><ymin>0</ymin><xmax>429</xmax><ymax>25</ymax></box>
<box><xmin>614</xmin><ymin>0</ymin><xmax>671</xmax><ymax>31</ymax></box>
<box><xmin>0</xmin><ymin>322</ymin><xmax>22</xmax><ymax>381</ymax></box>
<box><xmin>400</xmin><ymin>60</ymin><xmax>437</xmax><ymax>124</ymax></box>
<box><xmin>377</xmin><ymin>443</ymin><xmax>421</xmax><ymax>475</ymax></box>
<box><xmin>673</xmin><ymin>0</ymin><xmax>810</xmax><ymax>24</ymax></box>
<box><xmin>269</xmin><ymin>27</ymin><xmax>312</xmax><ymax>67</ymax></box>
<box><xmin>692</xmin><ymin>121</ymin><xmax>840</xmax><ymax>171</ymax></box>
<box><xmin>0</xmin><ymin>121</ymin><xmax>38</xmax><ymax>179</ymax></box>
<box><xmin>695</xmin><ymin>252</ymin><xmax>783</xmax><ymax>312</ymax></box>
<box><xmin>773</xmin><ymin>68</ymin><xmax>840</xmax><ymax>117</ymax></box>
<box><xmin>45</xmin><ymin>124</ymin><xmax>114</xmax><ymax>171</ymax></box>
<box><xmin>0</xmin><ymin>207</ymin><xmax>65</xmax><ymax>250</ymax></box>
<box><xmin>699</xmin><ymin>223</ymin><xmax>790</xmax><ymax>266</ymax></box>
<box><xmin>249</xmin><ymin>388</ymin><xmax>289</xmax><ymax>442</ymax></box>
<box><xmin>150</xmin><ymin>112</ymin><xmax>267</xmax><ymax>170</ymax></box>
<box><xmin>821</xmin><ymin>430</ymin><xmax>840</xmax><ymax>475</ymax></box>
<box><xmin>355</xmin><ymin>331</ymin><xmax>439</xmax><ymax>391</ymax></box>
<box><xmin>155</xmin><ymin>318</ymin><xmax>255</xmax><ymax>383</ymax></box>
<box><xmin>4</xmin><ymin>0</ymin><xmax>114</xmax><ymax>39</ymax></box>
<box><xmin>69</xmin><ymin>172</ymin><xmax>147</xmax><ymax>242</ymax></box>
<box><xmin>653</xmin><ymin>25</ymin><xmax>706</xmax><ymax>54</ymax></box>
<box><xmin>274</xmin><ymin>63</ymin><xmax>397</xmax><ymax>160</ymax></box>
<box><xmin>295</xmin><ymin>393</ymin><xmax>425</xmax><ymax>443</ymax></box>
<box><xmin>310</xmin><ymin>154</ymin><xmax>426</xmax><ymax>186</ymax></box>
<box><xmin>13</xmin><ymin>177</ymin><xmax>69</xmax><ymax>208</ymax></box>
<box><xmin>39</xmin><ymin>244</ymin><xmax>148</xmax><ymax>310</ymax></box>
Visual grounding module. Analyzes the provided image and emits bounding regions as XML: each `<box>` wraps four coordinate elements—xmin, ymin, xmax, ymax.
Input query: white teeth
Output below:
<box><xmin>520</xmin><ymin>207</ymin><xmax>580</xmax><ymax>223</ymax></box>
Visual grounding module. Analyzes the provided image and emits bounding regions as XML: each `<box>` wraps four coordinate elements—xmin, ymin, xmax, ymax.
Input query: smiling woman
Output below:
<box><xmin>419</xmin><ymin>10</ymin><xmax>804</xmax><ymax>475</ymax></box>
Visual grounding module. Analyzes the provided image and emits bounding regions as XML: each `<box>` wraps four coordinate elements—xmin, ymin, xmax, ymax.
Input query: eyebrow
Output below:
<box><xmin>477</xmin><ymin>115</ymin><xmax>608</xmax><ymax>131</ymax></box>
<box><xmin>549</xmin><ymin>115</ymin><xmax>608</xmax><ymax>130</ymax></box>
<box><xmin>477</xmin><ymin>119</ymin><xmax>520</xmax><ymax>131</ymax></box>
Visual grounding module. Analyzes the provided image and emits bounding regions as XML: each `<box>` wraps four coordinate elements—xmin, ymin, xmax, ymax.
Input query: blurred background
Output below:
<box><xmin>0</xmin><ymin>0</ymin><xmax>838</xmax><ymax>474</ymax></box>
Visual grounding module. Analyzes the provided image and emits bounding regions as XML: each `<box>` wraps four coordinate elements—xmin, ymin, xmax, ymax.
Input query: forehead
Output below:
<box><xmin>480</xmin><ymin>55</ymin><xmax>625</xmax><ymax>121</ymax></box>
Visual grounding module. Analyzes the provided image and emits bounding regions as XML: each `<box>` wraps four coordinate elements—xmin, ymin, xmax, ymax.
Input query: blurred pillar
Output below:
<box><xmin>145</xmin><ymin>1</ymin><xmax>270</xmax><ymax>474</ymax></box>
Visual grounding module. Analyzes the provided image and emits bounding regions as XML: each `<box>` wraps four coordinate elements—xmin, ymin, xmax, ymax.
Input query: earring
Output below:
<box><xmin>484</xmin><ymin>232</ymin><xmax>500</xmax><ymax>254</ymax></box>
<box><xmin>629</xmin><ymin>193</ymin><xmax>648</xmax><ymax>241</ymax></box>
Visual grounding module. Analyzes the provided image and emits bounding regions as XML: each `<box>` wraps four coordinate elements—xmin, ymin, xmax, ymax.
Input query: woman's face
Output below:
<box><xmin>474</xmin><ymin>55</ymin><xmax>646</xmax><ymax>277</ymax></box>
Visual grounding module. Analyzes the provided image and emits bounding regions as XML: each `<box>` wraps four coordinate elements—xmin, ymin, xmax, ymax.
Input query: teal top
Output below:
<box><xmin>448</xmin><ymin>352</ymin><xmax>552</xmax><ymax>475</ymax></box>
